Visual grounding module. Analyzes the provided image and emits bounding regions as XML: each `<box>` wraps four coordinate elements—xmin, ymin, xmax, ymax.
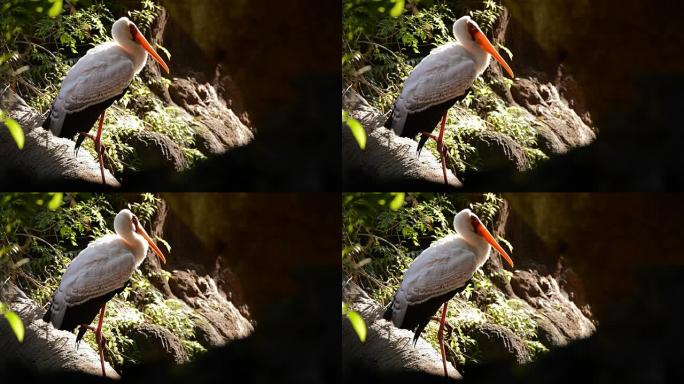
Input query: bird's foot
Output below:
<box><xmin>419</xmin><ymin>131</ymin><xmax>452</xmax><ymax>184</ymax></box>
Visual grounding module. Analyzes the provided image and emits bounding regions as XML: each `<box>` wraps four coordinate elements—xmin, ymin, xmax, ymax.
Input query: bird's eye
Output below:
<box><xmin>469</xmin><ymin>215</ymin><xmax>480</xmax><ymax>232</ymax></box>
<box><xmin>128</xmin><ymin>24</ymin><xmax>137</xmax><ymax>41</ymax></box>
<box><xmin>467</xmin><ymin>23</ymin><xmax>479</xmax><ymax>40</ymax></box>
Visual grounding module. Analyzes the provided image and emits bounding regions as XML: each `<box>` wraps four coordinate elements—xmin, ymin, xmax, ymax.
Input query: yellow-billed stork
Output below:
<box><xmin>383</xmin><ymin>208</ymin><xmax>513</xmax><ymax>377</ymax></box>
<box><xmin>42</xmin><ymin>17</ymin><xmax>170</xmax><ymax>184</ymax></box>
<box><xmin>386</xmin><ymin>16</ymin><xmax>514</xmax><ymax>184</ymax></box>
<box><xmin>42</xmin><ymin>209</ymin><xmax>166</xmax><ymax>377</ymax></box>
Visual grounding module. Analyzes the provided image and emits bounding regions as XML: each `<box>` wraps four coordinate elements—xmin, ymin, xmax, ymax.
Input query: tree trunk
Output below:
<box><xmin>0</xmin><ymin>88</ymin><xmax>120</xmax><ymax>188</ymax></box>
<box><xmin>0</xmin><ymin>282</ymin><xmax>119</xmax><ymax>378</ymax></box>
<box><xmin>342</xmin><ymin>282</ymin><xmax>462</xmax><ymax>380</ymax></box>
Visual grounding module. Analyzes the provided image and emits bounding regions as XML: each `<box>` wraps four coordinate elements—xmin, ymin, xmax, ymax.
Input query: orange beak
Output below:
<box><xmin>136</xmin><ymin>225</ymin><xmax>167</xmax><ymax>264</ymax></box>
<box><xmin>132</xmin><ymin>26</ymin><xmax>170</xmax><ymax>74</ymax></box>
<box><xmin>475</xmin><ymin>222</ymin><xmax>514</xmax><ymax>268</ymax></box>
<box><xmin>472</xmin><ymin>29</ymin><xmax>514</xmax><ymax>78</ymax></box>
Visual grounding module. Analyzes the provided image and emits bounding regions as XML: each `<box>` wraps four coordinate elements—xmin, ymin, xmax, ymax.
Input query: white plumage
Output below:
<box><xmin>391</xmin><ymin>45</ymin><xmax>481</xmax><ymax>136</ymax></box>
<box><xmin>47</xmin><ymin>45</ymin><xmax>136</xmax><ymax>136</ymax></box>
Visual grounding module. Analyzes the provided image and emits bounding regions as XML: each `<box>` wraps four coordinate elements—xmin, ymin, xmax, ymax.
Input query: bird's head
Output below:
<box><xmin>115</xmin><ymin>209</ymin><xmax>167</xmax><ymax>264</ymax></box>
<box><xmin>453</xmin><ymin>16</ymin><xmax>514</xmax><ymax>78</ymax></box>
<box><xmin>455</xmin><ymin>209</ymin><xmax>514</xmax><ymax>268</ymax></box>
<box><xmin>112</xmin><ymin>17</ymin><xmax>170</xmax><ymax>74</ymax></box>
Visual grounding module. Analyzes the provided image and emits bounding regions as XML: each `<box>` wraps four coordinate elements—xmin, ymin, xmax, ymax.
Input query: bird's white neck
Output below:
<box><xmin>117</xmin><ymin>39</ymin><xmax>148</xmax><ymax>74</ymax></box>
<box><xmin>121</xmin><ymin>231</ymin><xmax>149</xmax><ymax>265</ymax></box>
<box><xmin>459</xmin><ymin>40</ymin><xmax>491</xmax><ymax>77</ymax></box>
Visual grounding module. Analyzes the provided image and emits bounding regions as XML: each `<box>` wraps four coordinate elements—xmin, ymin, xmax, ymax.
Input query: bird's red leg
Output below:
<box><xmin>95</xmin><ymin>112</ymin><xmax>106</xmax><ymax>184</ymax></box>
<box><xmin>437</xmin><ymin>302</ymin><xmax>448</xmax><ymax>377</ymax></box>
<box><xmin>419</xmin><ymin>113</ymin><xmax>449</xmax><ymax>184</ymax></box>
<box><xmin>437</xmin><ymin>113</ymin><xmax>448</xmax><ymax>185</ymax></box>
<box><xmin>95</xmin><ymin>304</ymin><xmax>106</xmax><ymax>377</ymax></box>
<box><xmin>77</xmin><ymin>112</ymin><xmax>108</xmax><ymax>184</ymax></box>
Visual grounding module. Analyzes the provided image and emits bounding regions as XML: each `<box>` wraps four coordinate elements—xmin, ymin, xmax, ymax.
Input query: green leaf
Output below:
<box><xmin>47</xmin><ymin>193</ymin><xmax>63</xmax><ymax>211</ymax></box>
<box><xmin>4</xmin><ymin>310</ymin><xmax>24</xmax><ymax>343</ymax></box>
<box><xmin>5</xmin><ymin>118</ymin><xmax>24</xmax><ymax>149</ymax></box>
<box><xmin>389</xmin><ymin>0</ymin><xmax>405</xmax><ymax>18</ymax></box>
<box><xmin>346</xmin><ymin>310</ymin><xmax>367</xmax><ymax>342</ymax></box>
<box><xmin>389</xmin><ymin>193</ymin><xmax>405</xmax><ymax>211</ymax></box>
<box><xmin>156</xmin><ymin>236</ymin><xmax>172</xmax><ymax>253</ymax></box>
<box><xmin>343</xmin><ymin>111</ymin><xmax>366</xmax><ymax>150</ymax></box>
<box><xmin>47</xmin><ymin>0</ymin><xmax>63</xmax><ymax>18</ymax></box>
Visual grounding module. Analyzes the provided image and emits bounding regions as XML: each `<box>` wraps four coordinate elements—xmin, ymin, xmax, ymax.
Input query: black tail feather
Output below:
<box><xmin>385</xmin><ymin>108</ymin><xmax>394</xmax><ymax>132</ymax></box>
<box><xmin>75</xmin><ymin>326</ymin><xmax>87</xmax><ymax>349</ymax></box>
<box><xmin>416</xmin><ymin>135</ymin><xmax>429</xmax><ymax>155</ymax></box>
<box><xmin>74</xmin><ymin>133</ymin><xmax>86</xmax><ymax>155</ymax></box>
<box><xmin>383</xmin><ymin>298</ymin><xmax>394</xmax><ymax>321</ymax></box>
<box><xmin>42</xmin><ymin>302</ymin><xmax>52</xmax><ymax>323</ymax></box>
<box><xmin>41</xmin><ymin>107</ymin><xmax>52</xmax><ymax>130</ymax></box>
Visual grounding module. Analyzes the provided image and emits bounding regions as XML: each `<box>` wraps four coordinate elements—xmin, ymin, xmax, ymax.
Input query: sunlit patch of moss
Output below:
<box><xmin>421</xmin><ymin>270</ymin><xmax>548</xmax><ymax>368</ymax></box>
<box><xmin>143</xmin><ymin>105</ymin><xmax>195</xmax><ymax>148</ymax></box>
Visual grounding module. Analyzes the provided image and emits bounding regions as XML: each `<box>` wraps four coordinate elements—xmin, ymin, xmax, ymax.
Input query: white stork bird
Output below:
<box><xmin>42</xmin><ymin>209</ymin><xmax>166</xmax><ymax>377</ymax></box>
<box><xmin>383</xmin><ymin>208</ymin><xmax>513</xmax><ymax>377</ymax></box>
<box><xmin>42</xmin><ymin>17</ymin><xmax>170</xmax><ymax>184</ymax></box>
<box><xmin>386</xmin><ymin>16</ymin><xmax>514</xmax><ymax>184</ymax></box>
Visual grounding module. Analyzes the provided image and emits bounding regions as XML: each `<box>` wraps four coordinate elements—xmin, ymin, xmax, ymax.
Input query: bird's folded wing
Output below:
<box><xmin>60</xmin><ymin>45</ymin><xmax>135</xmax><ymax>113</ymax></box>
<box><xmin>403</xmin><ymin>246</ymin><xmax>477</xmax><ymax>305</ymax></box>
<box><xmin>59</xmin><ymin>237</ymin><xmax>137</xmax><ymax>306</ymax></box>
<box><xmin>401</xmin><ymin>48</ymin><xmax>477</xmax><ymax>114</ymax></box>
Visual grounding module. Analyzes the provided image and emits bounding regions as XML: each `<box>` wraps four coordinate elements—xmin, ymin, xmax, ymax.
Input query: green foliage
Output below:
<box><xmin>468</xmin><ymin>0</ymin><xmax>501</xmax><ymax>34</ymax></box>
<box><xmin>1</xmin><ymin>111</ymin><xmax>24</xmax><ymax>149</ymax></box>
<box><xmin>129</xmin><ymin>0</ymin><xmax>160</xmax><ymax>35</ymax></box>
<box><xmin>468</xmin><ymin>193</ymin><xmax>502</xmax><ymax>226</ymax></box>
<box><xmin>343</xmin><ymin>110</ymin><xmax>366</xmax><ymax>150</ymax></box>
<box><xmin>343</xmin><ymin>0</ymin><xmax>452</xmax><ymax>111</ymax></box>
<box><xmin>342</xmin><ymin>302</ymin><xmax>367</xmax><ymax>342</ymax></box>
<box><xmin>0</xmin><ymin>303</ymin><xmax>25</xmax><ymax>343</ymax></box>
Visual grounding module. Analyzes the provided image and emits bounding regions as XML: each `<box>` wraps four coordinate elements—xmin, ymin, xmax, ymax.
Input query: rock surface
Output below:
<box><xmin>123</xmin><ymin>323</ymin><xmax>188</xmax><ymax>365</ymax></box>
<box><xmin>168</xmin><ymin>77</ymin><xmax>254</xmax><ymax>155</ymax></box>
<box><xmin>509</xmin><ymin>77</ymin><xmax>595</xmax><ymax>155</ymax></box>
<box><xmin>167</xmin><ymin>269</ymin><xmax>253</xmax><ymax>347</ymax></box>
<box><xmin>121</xmin><ymin>129</ymin><xmax>189</xmax><ymax>173</ymax></box>
<box><xmin>463</xmin><ymin>323</ymin><xmax>529</xmax><ymax>364</ymax></box>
